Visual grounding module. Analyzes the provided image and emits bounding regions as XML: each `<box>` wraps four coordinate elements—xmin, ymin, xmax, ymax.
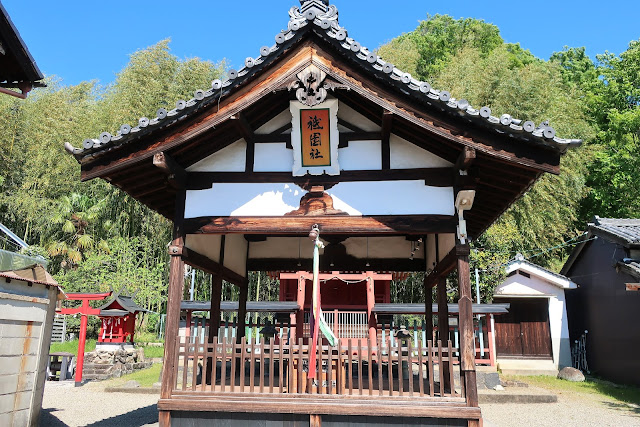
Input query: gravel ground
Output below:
<box><xmin>41</xmin><ymin>380</ymin><xmax>640</xmax><ymax>426</ymax></box>
<box><xmin>482</xmin><ymin>387</ymin><xmax>640</xmax><ymax>427</ymax></box>
<box><xmin>41</xmin><ymin>382</ymin><xmax>159</xmax><ymax>426</ymax></box>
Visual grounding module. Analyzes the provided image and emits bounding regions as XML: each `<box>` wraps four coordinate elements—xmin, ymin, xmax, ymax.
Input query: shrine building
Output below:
<box><xmin>64</xmin><ymin>1</ymin><xmax>581</xmax><ymax>426</ymax></box>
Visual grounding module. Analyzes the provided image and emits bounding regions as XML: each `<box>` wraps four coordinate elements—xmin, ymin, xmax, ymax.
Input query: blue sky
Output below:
<box><xmin>4</xmin><ymin>1</ymin><xmax>639</xmax><ymax>87</ymax></box>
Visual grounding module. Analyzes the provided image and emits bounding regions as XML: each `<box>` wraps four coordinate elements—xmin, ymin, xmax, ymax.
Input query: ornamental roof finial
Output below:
<box><xmin>299</xmin><ymin>0</ymin><xmax>330</xmax><ymax>14</ymax></box>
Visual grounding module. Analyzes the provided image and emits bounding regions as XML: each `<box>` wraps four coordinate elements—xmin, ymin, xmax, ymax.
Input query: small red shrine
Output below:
<box><xmin>96</xmin><ymin>289</ymin><xmax>148</xmax><ymax>346</ymax></box>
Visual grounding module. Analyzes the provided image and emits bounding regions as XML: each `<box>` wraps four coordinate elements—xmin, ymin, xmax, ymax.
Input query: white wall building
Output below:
<box><xmin>494</xmin><ymin>255</ymin><xmax>576</xmax><ymax>372</ymax></box>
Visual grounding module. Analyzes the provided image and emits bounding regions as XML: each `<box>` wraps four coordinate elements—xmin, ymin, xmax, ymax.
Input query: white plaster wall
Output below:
<box><xmin>342</xmin><ymin>237</ymin><xmax>417</xmax><ymax>259</ymax></box>
<box><xmin>248</xmin><ymin>237</ymin><xmax>317</xmax><ymax>260</ymax></box>
<box><xmin>223</xmin><ymin>234</ymin><xmax>248</xmax><ymax>278</ymax></box>
<box><xmin>186</xmin><ymin>139</ymin><xmax>246</xmax><ymax>172</ymax></box>
<box><xmin>328</xmin><ymin>181</ymin><xmax>455</xmax><ymax>216</ymax></box>
<box><xmin>438</xmin><ymin>234</ymin><xmax>456</xmax><ymax>261</ymax></box>
<box><xmin>390</xmin><ymin>135</ymin><xmax>453</xmax><ymax>169</ymax></box>
<box><xmin>185</xmin><ymin>181</ymin><xmax>454</xmax><ymax>218</ymax></box>
<box><xmin>337</xmin><ymin>103</ymin><xmax>380</xmax><ymax>132</ymax></box>
<box><xmin>184</xmin><ymin>183</ymin><xmax>303</xmax><ymax>218</ymax></box>
<box><xmin>255</xmin><ymin>110</ymin><xmax>292</xmax><ymax>134</ymax></box>
<box><xmin>185</xmin><ymin>234</ymin><xmax>222</xmax><ymax>263</ymax></box>
<box><xmin>496</xmin><ymin>275</ymin><xmax>572</xmax><ymax>369</ymax></box>
<box><xmin>254</xmin><ymin>143</ymin><xmax>293</xmax><ymax>172</ymax></box>
<box><xmin>338</xmin><ymin>140</ymin><xmax>382</xmax><ymax>171</ymax></box>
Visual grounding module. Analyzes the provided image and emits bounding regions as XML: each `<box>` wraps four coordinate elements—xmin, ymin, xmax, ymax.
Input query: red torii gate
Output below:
<box><xmin>60</xmin><ymin>292</ymin><xmax>110</xmax><ymax>386</ymax></box>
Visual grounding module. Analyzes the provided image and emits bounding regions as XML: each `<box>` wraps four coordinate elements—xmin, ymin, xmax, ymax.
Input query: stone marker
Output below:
<box><xmin>558</xmin><ymin>367</ymin><xmax>585</xmax><ymax>382</ymax></box>
<box><xmin>122</xmin><ymin>380</ymin><xmax>141</xmax><ymax>388</ymax></box>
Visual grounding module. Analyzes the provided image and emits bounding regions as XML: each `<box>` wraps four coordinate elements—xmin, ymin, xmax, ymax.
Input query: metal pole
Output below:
<box><xmin>189</xmin><ymin>268</ymin><xmax>195</xmax><ymax>301</ymax></box>
<box><xmin>475</xmin><ymin>268</ymin><xmax>484</xmax><ymax>358</ymax></box>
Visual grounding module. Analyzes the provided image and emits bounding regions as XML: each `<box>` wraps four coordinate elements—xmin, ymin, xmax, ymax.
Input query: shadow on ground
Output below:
<box><xmin>41</xmin><ymin>404</ymin><xmax>159</xmax><ymax>426</ymax></box>
<box><xmin>602</xmin><ymin>400</ymin><xmax>640</xmax><ymax>416</ymax></box>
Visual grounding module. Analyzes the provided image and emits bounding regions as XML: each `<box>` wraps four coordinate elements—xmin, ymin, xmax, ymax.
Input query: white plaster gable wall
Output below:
<box><xmin>254</xmin><ymin>143</ymin><xmax>293</xmax><ymax>172</ymax></box>
<box><xmin>390</xmin><ymin>135</ymin><xmax>453</xmax><ymax>169</ymax></box>
<box><xmin>255</xmin><ymin>110</ymin><xmax>292</xmax><ymax>134</ymax></box>
<box><xmin>496</xmin><ymin>273</ymin><xmax>573</xmax><ymax>369</ymax></box>
<box><xmin>337</xmin><ymin>102</ymin><xmax>380</xmax><ymax>132</ymax></box>
<box><xmin>338</xmin><ymin>140</ymin><xmax>382</xmax><ymax>171</ymax></box>
<box><xmin>186</xmin><ymin>139</ymin><xmax>247</xmax><ymax>172</ymax></box>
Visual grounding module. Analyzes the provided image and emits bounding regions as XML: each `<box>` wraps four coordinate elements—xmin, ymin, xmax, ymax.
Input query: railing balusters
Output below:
<box><xmin>269</xmin><ymin>337</ymin><xmax>275</xmax><ymax>394</ymax></box>
<box><xmin>240</xmin><ymin>337</ymin><xmax>246</xmax><ymax>393</ymax></box>
<box><xmin>297</xmin><ymin>338</ymin><xmax>304</xmax><ymax>394</ymax></box>
<box><xmin>327</xmin><ymin>343</ymin><xmax>333</xmax><ymax>395</ymax></box>
<box><xmin>337</xmin><ymin>339</ymin><xmax>343</xmax><ymax>395</ymax></box>
<box><xmin>387</xmin><ymin>336</ymin><xmax>393</xmax><ymax>396</ymax></box>
<box><xmin>278</xmin><ymin>338</ymin><xmax>284</xmax><ymax>394</ymax></box>
<box><xmin>182</xmin><ymin>335</ymin><xmax>189</xmax><ymax>391</ymax></box>
<box><xmin>418</xmin><ymin>339</ymin><xmax>424</xmax><ymax>396</ymax></box>
<box><xmin>347</xmin><ymin>339</ymin><xmax>353</xmax><ymax>395</ymax></box>
<box><xmin>220</xmin><ymin>337</ymin><xmax>227</xmax><ymax>392</ymax></box>
<box><xmin>447</xmin><ymin>340</ymin><xmax>454</xmax><ymax>397</ymax></box>
<box><xmin>438</xmin><ymin>340</ymin><xmax>444</xmax><ymax>398</ymax></box>
<box><xmin>428</xmin><ymin>340</ymin><xmax>434</xmax><ymax>397</ymax></box>
<box><xmin>259</xmin><ymin>338</ymin><xmax>265</xmax><ymax>393</ymax></box>
<box><xmin>408</xmin><ymin>339</ymin><xmax>414</xmax><ymax>396</ymax></box>
<box><xmin>398</xmin><ymin>338</ymin><xmax>404</xmax><ymax>397</ymax></box>
<box><xmin>230</xmin><ymin>338</ymin><xmax>236</xmax><ymax>392</ymax></box>
<box><xmin>367</xmin><ymin>338</ymin><xmax>373</xmax><ymax>396</ymax></box>
<box><xmin>357</xmin><ymin>340</ymin><xmax>363</xmax><ymax>395</ymax></box>
<box><xmin>191</xmin><ymin>326</ymin><xmax>200</xmax><ymax>391</ymax></box>
<box><xmin>377</xmin><ymin>337</ymin><xmax>383</xmax><ymax>396</ymax></box>
<box><xmin>249</xmin><ymin>338</ymin><xmax>256</xmax><ymax>393</ymax></box>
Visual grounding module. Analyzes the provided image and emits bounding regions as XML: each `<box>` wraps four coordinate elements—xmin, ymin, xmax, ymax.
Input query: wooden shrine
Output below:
<box><xmin>64</xmin><ymin>1</ymin><xmax>581</xmax><ymax>425</ymax></box>
<box><xmin>96</xmin><ymin>288</ymin><xmax>148</xmax><ymax>346</ymax></box>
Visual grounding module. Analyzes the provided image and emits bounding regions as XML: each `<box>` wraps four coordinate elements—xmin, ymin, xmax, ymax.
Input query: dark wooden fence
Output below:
<box><xmin>174</xmin><ymin>331</ymin><xmax>463</xmax><ymax>400</ymax></box>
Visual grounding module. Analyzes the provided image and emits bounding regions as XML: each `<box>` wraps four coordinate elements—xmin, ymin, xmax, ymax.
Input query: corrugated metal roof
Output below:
<box><xmin>181</xmin><ymin>300</ymin><xmax>299</xmax><ymax>313</ymax></box>
<box><xmin>372</xmin><ymin>303</ymin><xmax>510</xmax><ymax>315</ymax></box>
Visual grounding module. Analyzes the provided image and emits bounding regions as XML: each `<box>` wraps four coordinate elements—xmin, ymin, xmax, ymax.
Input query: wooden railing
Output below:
<box><xmin>174</xmin><ymin>334</ymin><xmax>462</xmax><ymax>400</ymax></box>
<box><xmin>183</xmin><ymin>311</ymin><xmax>495</xmax><ymax>366</ymax></box>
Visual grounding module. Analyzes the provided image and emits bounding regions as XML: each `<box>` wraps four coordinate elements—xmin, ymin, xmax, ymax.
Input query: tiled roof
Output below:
<box><xmin>506</xmin><ymin>254</ymin><xmax>575</xmax><ymax>288</ymax></box>
<box><xmin>591</xmin><ymin>217</ymin><xmax>640</xmax><ymax>247</ymax></box>
<box><xmin>65</xmin><ymin>0</ymin><xmax>581</xmax><ymax>161</ymax></box>
<box><xmin>98</xmin><ymin>289</ymin><xmax>147</xmax><ymax>314</ymax></box>
<box><xmin>618</xmin><ymin>260</ymin><xmax>640</xmax><ymax>279</ymax></box>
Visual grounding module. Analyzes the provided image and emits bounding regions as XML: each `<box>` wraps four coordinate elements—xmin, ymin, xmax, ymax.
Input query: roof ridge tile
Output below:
<box><xmin>65</xmin><ymin>1</ymin><xmax>582</xmax><ymax>161</ymax></box>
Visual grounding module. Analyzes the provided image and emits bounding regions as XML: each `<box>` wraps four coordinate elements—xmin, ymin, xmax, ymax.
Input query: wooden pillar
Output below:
<box><xmin>456</xmin><ymin>242</ymin><xmax>478</xmax><ymax>408</ymax></box>
<box><xmin>208</xmin><ymin>276</ymin><xmax>223</xmax><ymax>341</ymax></box>
<box><xmin>423</xmin><ymin>275</ymin><xmax>433</xmax><ymax>343</ymax></box>
<box><xmin>294</xmin><ymin>275</ymin><xmax>306</xmax><ymax>340</ymax></box>
<box><xmin>437</xmin><ymin>277</ymin><xmax>450</xmax><ymax>392</ymax></box>
<box><xmin>159</xmin><ymin>189</ymin><xmax>186</xmax><ymax>427</ymax></box>
<box><xmin>488</xmin><ymin>314</ymin><xmax>496</xmax><ymax>367</ymax></box>
<box><xmin>237</xmin><ymin>283</ymin><xmax>248</xmax><ymax>341</ymax></box>
<box><xmin>366</xmin><ymin>273</ymin><xmax>377</xmax><ymax>345</ymax></box>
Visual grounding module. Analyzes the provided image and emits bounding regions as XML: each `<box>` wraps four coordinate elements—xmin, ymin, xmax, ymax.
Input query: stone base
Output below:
<box><xmin>83</xmin><ymin>346</ymin><xmax>153</xmax><ymax>381</ymax></box>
